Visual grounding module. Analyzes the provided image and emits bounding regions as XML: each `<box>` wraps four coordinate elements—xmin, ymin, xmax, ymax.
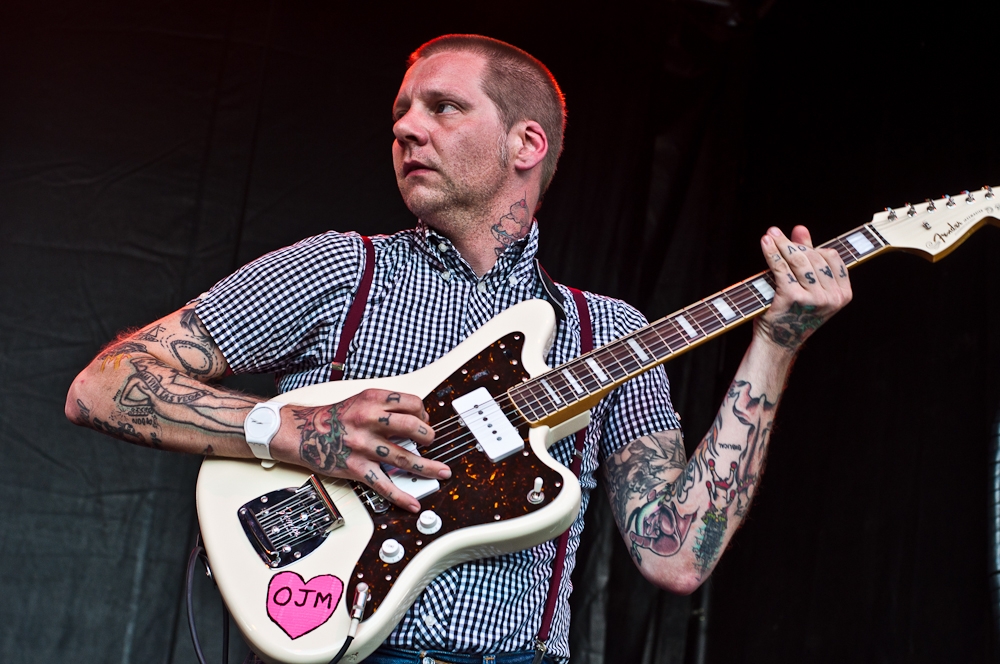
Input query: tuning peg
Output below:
<box><xmin>985</xmin><ymin>185</ymin><xmax>994</xmax><ymax>199</ymax></box>
<box><xmin>906</xmin><ymin>203</ymin><xmax>917</xmax><ymax>217</ymax></box>
<box><xmin>925</xmin><ymin>198</ymin><xmax>937</xmax><ymax>212</ymax></box>
<box><xmin>885</xmin><ymin>207</ymin><xmax>898</xmax><ymax>220</ymax></box>
<box><xmin>963</xmin><ymin>190</ymin><xmax>975</xmax><ymax>203</ymax></box>
<box><xmin>945</xmin><ymin>194</ymin><xmax>956</xmax><ymax>208</ymax></box>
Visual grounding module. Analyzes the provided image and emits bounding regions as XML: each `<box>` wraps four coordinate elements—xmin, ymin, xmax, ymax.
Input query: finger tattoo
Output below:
<box><xmin>376</xmin><ymin>445</ymin><xmax>389</xmax><ymax>457</ymax></box>
<box><xmin>386</xmin><ymin>392</ymin><xmax>401</xmax><ymax>403</ymax></box>
<box><xmin>379</xmin><ymin>415</ymin><xmax>390</xmax><ymax>426</ymax></box>
<box><xmin>418</xmin><ymin>425</ymin><xmax>428</xmax><ymax>435</ymax></box>
<box><xmin>839</xmin><ymin>265</ymin><xmax>847</xmax><ymax>278</ymax></box>
<box><xmin>804</xmin><ymin>271</ymin><xmax>816</xmax><ymax>284</ymax></box>
<box><xmin>787</xmin><ymin>272</ymin><xmax>797</xmax><ymax>283</ymax></box>
<box><xmin>396</xmin><ymin>454</ymin><xmax>407</xmax><ymax>467</ymax></box>
<box><xmin>787</xmin><ymin>245</ymin><xmax>797</xmax><ymax>253</ymax></box>
<box><xmin>820</xmin><ymin>266</ymin><xmax>833</xmax><ymax>278</ymax></box>
<box><xmin>798</xmin><ymin>244</ymin><xmax>808</xmax><ymax>251</ymax></box>
<box><xmin>365</xmin><ymin>470</ymin><xmax>378</xmax><ymax>486</ymax></box>
<box><xmin>412</xmin><ymin>462</ymin><xmax>424</xmax><ymax>472</ymax></box>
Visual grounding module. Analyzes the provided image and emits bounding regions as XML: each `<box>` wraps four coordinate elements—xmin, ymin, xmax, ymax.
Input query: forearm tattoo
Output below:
<box><xmin>292</xmin><ymin>404</ymin><xmax>352</xmax><ymax>472</ymax></box>
<box><xmin>84</xmin><ymin>307</ymin><xmax>252</xmax><ymax>449</ymax></box>
<box><xmin>606</xmin><ymin>380</ymin><xmax>777</xmax><ymax>577</ymax></box>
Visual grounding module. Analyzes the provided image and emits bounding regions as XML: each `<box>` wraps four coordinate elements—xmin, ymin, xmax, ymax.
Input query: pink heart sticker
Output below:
<box><xmin>266</xmin><ymin>572</ymin><xmax>344</xmax><ymax>640</ymax></box>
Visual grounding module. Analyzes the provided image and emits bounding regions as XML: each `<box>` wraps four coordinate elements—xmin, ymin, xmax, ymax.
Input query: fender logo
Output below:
<box><xmin>931</xmin><ymin>219</ymin><xmax>965</xmax><ymax>245</ymax></box>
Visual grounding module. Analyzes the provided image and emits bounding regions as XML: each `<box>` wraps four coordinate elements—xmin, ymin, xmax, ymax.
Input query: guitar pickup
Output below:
<box><xmin>452</xmin><ymin>387</ymin><xmax>523</xmax><ymax>462</ymax></box>
<box><xmin>237</xmin><ymin>475</ymin><xmax>344</xmax><ymax>568</ymax></box>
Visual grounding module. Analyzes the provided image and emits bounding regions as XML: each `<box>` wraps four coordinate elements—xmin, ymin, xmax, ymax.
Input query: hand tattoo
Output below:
<box><xmin>293</xmin><ymin>404</ymin><xmax>352</xmax><ymax>472</ymax></box>
<box><xmin>365</xmin><ymin>470</ymin><xmax>378</xmax><ymax>486</ymax></box>
<box><xmin>386</xmin><ymin>393</ymin><xmax>401</xmax><ymax>404</ymax></box>
<box><xmin>375</xmin><ymin>445</ymin><xmax>389</xmax><ymax>457</ymax></box>
<box><xmin>767</xmin><ymin>302</ymin><xmax>824</xmax><ymax>349</ymax></box>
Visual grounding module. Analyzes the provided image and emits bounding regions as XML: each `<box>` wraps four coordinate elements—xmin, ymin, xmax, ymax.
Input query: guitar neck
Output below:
<box><xmin>509</xmin><ymin>223</ymin><xmax>889</xmax><ymax>427</ymax></box>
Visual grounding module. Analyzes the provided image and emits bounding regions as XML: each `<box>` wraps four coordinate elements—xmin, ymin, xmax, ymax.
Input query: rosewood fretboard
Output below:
<box><xmin>509</xmin><ymin>224</ymin><xmax>889</xmax><ymax>427</ymax></box>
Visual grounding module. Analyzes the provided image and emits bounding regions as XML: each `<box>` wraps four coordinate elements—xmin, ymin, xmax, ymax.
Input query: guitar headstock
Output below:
<box><xmin>869</xmin><ymin>186</ymin><xmax>1000</xmax><ymax>262</ymax></box>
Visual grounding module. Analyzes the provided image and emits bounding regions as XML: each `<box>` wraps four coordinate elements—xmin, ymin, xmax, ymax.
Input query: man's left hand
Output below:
<box><xmin>754</xmin><ymin>225</ymin><xmax>853</xmax><ymax>352</ymax></box>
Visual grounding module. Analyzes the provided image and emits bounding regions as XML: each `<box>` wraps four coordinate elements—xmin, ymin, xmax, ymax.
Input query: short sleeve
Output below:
<box><xmin>585</xmin><ymin>296</ymin><xmax>682</xmax><ymax>463</ymax></box>
<box><xmin>195</xmin><ymin>231</ymin><xmax>365</xmax><ymax>376</ymax></box>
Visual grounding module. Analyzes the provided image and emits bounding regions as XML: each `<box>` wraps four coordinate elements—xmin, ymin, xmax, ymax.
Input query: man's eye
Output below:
<box><xmin>436</xmin><ymin>102</ymin><xmax>458</xmax><ymax>114</ymax></box>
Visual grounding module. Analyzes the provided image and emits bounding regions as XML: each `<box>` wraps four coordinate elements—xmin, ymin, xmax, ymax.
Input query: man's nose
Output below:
<box><xmin>392</xmin><ymin>108</ymin><xmax>429</xmax><ymax>146</ymax></box>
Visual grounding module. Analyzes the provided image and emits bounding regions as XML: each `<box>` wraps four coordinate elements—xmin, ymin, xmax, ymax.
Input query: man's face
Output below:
<box><xmin>392</xmin><ymin>50</ymin><xmax>510</xmax><ymax>224</ymax></box>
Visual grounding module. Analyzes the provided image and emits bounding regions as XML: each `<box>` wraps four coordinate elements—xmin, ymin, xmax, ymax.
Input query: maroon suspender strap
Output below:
<box><xmin>329</xmin><ymin>236</ymin><xmax>374</xmax><ymax>382</ymax></box>
<box><xmin>534</xmin><ymin>286</ymin><xmax>592</xmax><ymax>661</ymax></box>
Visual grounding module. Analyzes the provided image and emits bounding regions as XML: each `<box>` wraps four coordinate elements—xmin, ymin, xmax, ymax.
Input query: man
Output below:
<box><xmin>66</xmin><ymin>35</ymin><xmax>851</xmax><ymax>663</ymax></box>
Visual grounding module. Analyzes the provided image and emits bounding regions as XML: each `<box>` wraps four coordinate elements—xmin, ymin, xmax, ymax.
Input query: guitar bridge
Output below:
<box><xmin>237</xmin><ymin>475</ymin><xmax>344</xmax><ymax>568</ymax></box>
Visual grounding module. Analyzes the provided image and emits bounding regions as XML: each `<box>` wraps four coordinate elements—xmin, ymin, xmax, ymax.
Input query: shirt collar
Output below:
<box><xmin>416</xmin><ymin>220</ymin><xmax>540</xmax><ymax>289</ymax></box>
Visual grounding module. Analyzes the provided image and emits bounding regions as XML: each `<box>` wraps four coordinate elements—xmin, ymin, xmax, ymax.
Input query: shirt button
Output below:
<box><xmin>441</xmin><ymin>270</ymin><xmax>452</xmax><ymax>281</ymax></box>
<box><xmin>437</xmin><ymin>242</ymin><xmax>448</xmax><ymax>252</ymax></box>
<box><xmin>477</xmin><ymin>281</ymin><xmax>488</xmax><ymax>293</ymax></box>
<box><xmin>508</xmin><ymin>275</ymin><xmax>519</xmax><ymax>286</ymax></box>
<box><xmin>422</xmin><ymin>658</ymin><xmax>435</xmax><ymax>664</ymax></box>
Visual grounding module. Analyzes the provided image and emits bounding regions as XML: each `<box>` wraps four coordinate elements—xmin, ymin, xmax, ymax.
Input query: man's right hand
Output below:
<box><xmin>269</xmin><ymin>389</ymin><xmax>451</xmax><ymax>513</ymax></box>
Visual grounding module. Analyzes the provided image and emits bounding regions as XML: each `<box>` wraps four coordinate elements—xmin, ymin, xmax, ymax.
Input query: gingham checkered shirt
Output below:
<box><xmin>196</xmin><ymin>222</ymin><xmax>680</xmax><ymax>661</ymax></box>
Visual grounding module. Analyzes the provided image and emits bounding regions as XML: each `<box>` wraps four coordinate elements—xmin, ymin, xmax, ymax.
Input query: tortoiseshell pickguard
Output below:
<box><xmin>345</xmin><ymin>332</ymin><xmax>566</xmax><ymax>617</ymax></box>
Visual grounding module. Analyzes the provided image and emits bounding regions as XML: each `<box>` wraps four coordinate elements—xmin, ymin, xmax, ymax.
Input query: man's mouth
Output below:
<box><xmin>402</xmin><ymin>160</ymin><xmax>434</xmax><ymax>177</ymax></box>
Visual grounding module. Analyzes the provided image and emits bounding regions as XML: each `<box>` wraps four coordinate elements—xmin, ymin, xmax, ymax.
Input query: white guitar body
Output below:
<box><xmin>197</xmin><ymin>300</ymin><xmax>587</xmax><ymax>664</ymax></box>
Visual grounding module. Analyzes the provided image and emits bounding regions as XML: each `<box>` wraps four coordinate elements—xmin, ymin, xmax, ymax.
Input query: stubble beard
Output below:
<box><xmin>399</xmin><ymin>132</ymin><xmax>511</xmax><ymax>237</ymax></box>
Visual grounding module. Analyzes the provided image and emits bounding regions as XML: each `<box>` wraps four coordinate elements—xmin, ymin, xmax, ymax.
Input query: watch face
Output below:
<box><xmin>248</xmin><ymin>408</ymin><xmax>277</xmax><ymax>435</ymax></box>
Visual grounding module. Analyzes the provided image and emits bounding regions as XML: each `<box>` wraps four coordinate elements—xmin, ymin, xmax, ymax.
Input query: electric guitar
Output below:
<box><xmin>196</xmin><ymin>186</ymin><xmax>999</xmax><ymax>664</ymax></box>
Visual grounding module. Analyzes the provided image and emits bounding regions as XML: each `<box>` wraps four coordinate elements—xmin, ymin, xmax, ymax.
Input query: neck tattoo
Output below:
<box><xmin>490</xmin><ymin>196</ymin><xmax>531</xmax><ymax>258</ymax></box>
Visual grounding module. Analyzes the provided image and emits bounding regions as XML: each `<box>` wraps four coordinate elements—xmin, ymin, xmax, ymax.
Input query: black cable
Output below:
<box><xmin>328</xmin><ymin>636</ymin><xmax>354</xmax><ymax>664</ymax></box>
<box><xmin>186</xmin><ymin>544</ymin><xmax>210</xmax><ymax>664</ymax></box>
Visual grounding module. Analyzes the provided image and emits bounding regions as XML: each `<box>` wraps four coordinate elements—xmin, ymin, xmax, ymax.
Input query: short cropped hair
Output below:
<box><xmin>409</xmin><ymin>35</ymin><xmax>567</xmax><ymax>194</ymax></box>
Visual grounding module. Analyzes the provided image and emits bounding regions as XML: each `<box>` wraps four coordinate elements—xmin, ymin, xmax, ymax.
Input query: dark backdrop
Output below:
<box><xmin>1</xmin><ymin>1</ymin><xmax>997</xmax><ymax>663</ymax></box>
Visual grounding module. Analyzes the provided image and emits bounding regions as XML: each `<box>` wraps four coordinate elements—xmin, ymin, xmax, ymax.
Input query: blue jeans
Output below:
<box><xmin>363</xmin><ymin>645</ymin><xmax>557</xmax><ymax>664</ymax></box>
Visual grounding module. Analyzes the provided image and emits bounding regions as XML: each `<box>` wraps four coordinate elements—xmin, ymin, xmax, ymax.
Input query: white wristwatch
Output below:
<box><xmin>244</xmin><ymin>400</ymin><xmax>285</xmax><ymax>461</ymax></box>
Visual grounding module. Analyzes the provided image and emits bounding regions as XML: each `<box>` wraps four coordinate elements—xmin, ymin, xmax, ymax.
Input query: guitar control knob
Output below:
<box><xmin>417</xmin><ymin>510</ymin><xmax>442</xmax><ymax>535</ymax></box>
<box><xmin>379</xmin><ymin>538</ymin><xmax>404</xmax><ymax>563</ymax></box>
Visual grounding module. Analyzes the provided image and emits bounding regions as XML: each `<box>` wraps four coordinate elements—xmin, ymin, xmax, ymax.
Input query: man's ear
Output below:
<box><xmin>511</xmin><ymin>120</ymin><xmax>548</xmax><ymax>172</ymax></box>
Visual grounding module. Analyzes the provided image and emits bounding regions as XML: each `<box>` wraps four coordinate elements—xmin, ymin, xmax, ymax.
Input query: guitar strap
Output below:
<box><xmin>329</xmin><ymin>236</ymin><xmax>375</xmax><ymax>382</ymax></box>
<box><xmin>533</xmin><ymin>285</ymin><xmax>592</xmax><ymax>664</ymax></box>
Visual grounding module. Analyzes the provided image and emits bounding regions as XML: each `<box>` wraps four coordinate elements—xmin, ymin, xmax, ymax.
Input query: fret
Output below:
<box><xmin>729</xmin><ymin>283</ymin><xmax>762</xmax><ymax>315</ymax></box>
<box><xmin>606</xmin><ymin>343</ymin><xmax>641</xmax><ymax>376</ymax></box>
<box><xmin>546</xmin><ymin>372</ymin><xmax>576</xmax><ymax>403</ymax></box>
<box><xmin>656</xmin><ymin>317</ymin><xmax>691</xmax><ymax>352</ymax></box>
<box><xmin>639</xmin><ymin>325</ymin><xmax>670</xmax><ymax>357</ymax></box>
<box><xmin>596</xmin><ymin>347</ymin><xmax>630</xmax><ymax>380</ymax></box>
<box><xmin>826</xmin><ymin>236</ymin><xmax>857</xmax><ymax>264</ymax></box>
<box><xmin>689</xmin><ymin>302</ymin><xmax>724</xmax><ymax>335</ymax></box>
<box><xmin>730</xmin><ymin>283</ymin><xmax>761</xmax><ymax>313</ymax></box>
